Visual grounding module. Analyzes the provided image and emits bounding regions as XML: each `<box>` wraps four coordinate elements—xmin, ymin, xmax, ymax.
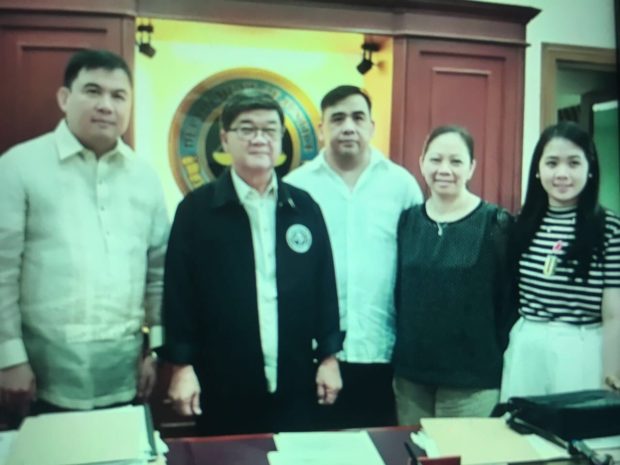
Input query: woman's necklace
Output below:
<box><xmin>436</xmin><ymin>222</ymin><xmax>446</xmax><ymax>236</ymax></box>
<box><xmin>427</xmin><ymin>194</ymin><xmax>479</xmax><ymax>237</ymax></box>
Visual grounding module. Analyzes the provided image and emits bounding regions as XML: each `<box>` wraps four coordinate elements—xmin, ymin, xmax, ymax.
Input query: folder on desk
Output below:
<box><xmin>6</xmin><ymin>405</ymin><xmax>159</xmax><ymax>465</ymax></box>
<box><xmin>413</xmin><ymin>417</ymin><xmax>570</xmax><ymax>465</ymax></box>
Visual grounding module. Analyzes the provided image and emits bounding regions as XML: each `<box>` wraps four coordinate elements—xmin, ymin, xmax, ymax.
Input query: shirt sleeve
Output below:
<box><xmin>311</xmin><ymin>200</ymin><xmax>344</xmax><ymax>360</ymax></box>
<box><xmin>491</xmin><ymin>207</ymin><xmax>518</xmax><ymax>351</ymax></box>
<box><xmin>402</xmin><ymin>169</ymin><xmax>424</xmax><ymax>208</ymax></box>
<box><xmin>0</xmin><ymin>151</ymin><xmax>29</xmax><ymax>369</ymax></box>
<box><xmin>603</xmin><ymin>212</ymin><xmax>620</xmax><ymax>288</ymax></box>
<box><xmin>143</xmin><ymin>176</ymin><xmax>170</xmax><ymax>349</ymax></box>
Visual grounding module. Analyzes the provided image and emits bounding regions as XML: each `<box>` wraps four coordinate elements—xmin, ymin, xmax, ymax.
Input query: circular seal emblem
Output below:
<box><xmin>286</xmin><ymin>224</ymin><xmax>312</xmax><ymax>254</ymax></box>
<box><xmin>169</xmin><ymin>68</ymin><xmax>320</xmax><ymax>194</ymax></box>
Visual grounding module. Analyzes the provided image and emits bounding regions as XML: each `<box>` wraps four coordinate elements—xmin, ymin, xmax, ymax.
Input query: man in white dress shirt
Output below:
<box><xmin>0</xmin><ymin>49</ymin><xmax>169</xmax><ymax>421</ymax></box>
<box><xmin>286</xmin><ymin>85</ymin><xmax>423</xmax><ymax>428</ymax></box>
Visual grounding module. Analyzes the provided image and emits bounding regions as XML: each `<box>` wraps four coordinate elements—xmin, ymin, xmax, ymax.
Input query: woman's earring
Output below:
<box><xmin>588</xmin><ymin>173</ymin><xmax>593</xmax><ymax>178</ymax></box>
<box><xmin>535</xmin><ymin>173</ymin><xmax>540</xmax><ymax>179</ymax></box>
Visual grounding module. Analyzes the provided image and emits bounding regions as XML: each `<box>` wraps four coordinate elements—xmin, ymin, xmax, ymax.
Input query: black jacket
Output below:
<box><xmin>161</xmin><ymin>170</ymin><xmax>342</xmax><ymax>405</ymax></box>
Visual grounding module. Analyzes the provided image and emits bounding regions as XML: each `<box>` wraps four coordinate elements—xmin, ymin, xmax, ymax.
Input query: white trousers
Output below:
<box><xmin>500</xmin><ymin>317</ymin><xmax>602</xmax><ymax>401</ymax></box>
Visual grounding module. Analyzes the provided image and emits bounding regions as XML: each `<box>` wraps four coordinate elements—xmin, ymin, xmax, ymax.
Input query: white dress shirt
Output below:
<box><xmin>231</xmin><ymin>170</ymin><xmax>279</xmax><ymax>392</ymax></box>
<box><xmin>0</xmin><ymin>120</ymin><xmax>170</xmax><ymax>408</ymax></box>
<box><xmin>285</xmin><ymin>148</ymin><xmax>423</xmax><ymax>362</ymax></box>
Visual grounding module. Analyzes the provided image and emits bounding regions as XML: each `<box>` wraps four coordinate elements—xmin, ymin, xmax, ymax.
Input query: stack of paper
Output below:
<box><xmin>581</xmin><ymin>436</ymin><xmax>620</xmax><ymax>461</ymax></box>
<box><xmin>412</xmin><ymin>418</ymin><xmax>570</xmax><ymax>465</ymax></box>
<box><xmin>4</xmin><ymin>405</ymin><xmax>167</xmax><ymax>465</ymax></box>
<box><xmin>0</xmin><ymin>431</ymin><xmax>17</xmax><ymax>465</ymax></box>
<box><xmin>268</xmin><ymin>431</ymin><xmax>385</xmax><ymax>465</ymax></box>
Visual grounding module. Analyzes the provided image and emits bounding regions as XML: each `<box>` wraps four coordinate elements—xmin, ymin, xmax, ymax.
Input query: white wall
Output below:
<box><xmin>471</xmin><ymin>0</ymin><xmax>617</xmax><ymax>198</ymax></box>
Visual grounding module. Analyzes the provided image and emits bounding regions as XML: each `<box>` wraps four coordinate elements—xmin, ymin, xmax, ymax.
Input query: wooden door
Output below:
<box><xmin>391</xmin><ymin>38</ymin><xmax>525</xmax><ymax>212</ymax></box>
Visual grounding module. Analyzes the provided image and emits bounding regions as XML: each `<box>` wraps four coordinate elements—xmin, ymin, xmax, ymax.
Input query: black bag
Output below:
<box><xmin>506</xmin><ymin>390</ymin><xmax>620</xmax><ymax>440</ymax></box>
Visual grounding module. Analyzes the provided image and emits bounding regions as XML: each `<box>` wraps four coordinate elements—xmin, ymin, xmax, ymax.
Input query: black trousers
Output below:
<box><xmin>195</xmin><ymin>388</ymin><xmax>316</xmax><ymax>436</ymax></box>
<box><xmin>316</xmin><ymin>362</ymin><xmax>397</xmax><ymax>430</ymax></box>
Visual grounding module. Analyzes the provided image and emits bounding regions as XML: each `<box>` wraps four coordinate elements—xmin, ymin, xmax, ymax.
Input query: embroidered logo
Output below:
<box><xmin>286</xmin><ymin>224</ymin><xmax>312</xmax><ymax>253</ymax></box>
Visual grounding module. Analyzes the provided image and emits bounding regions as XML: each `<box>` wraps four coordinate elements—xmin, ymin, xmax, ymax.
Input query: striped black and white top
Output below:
<box><xmin>518</xmin><ymin>206</ymin><xmax>620</xmax><ymax>325</ymax></box>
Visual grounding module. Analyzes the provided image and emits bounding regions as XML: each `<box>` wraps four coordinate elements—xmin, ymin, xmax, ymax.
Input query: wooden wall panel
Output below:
<box><xmin>392</xmin><ymin>39</ymin><xmax>523</xmax><ymax>212</ymax></box>
<box><xmin>0</xmin><ymin>13</ymin><xmax>134</xmax><ymax>154</ymax></box>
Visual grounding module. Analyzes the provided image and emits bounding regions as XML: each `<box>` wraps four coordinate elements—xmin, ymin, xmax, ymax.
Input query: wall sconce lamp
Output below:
<box><xmin>136</xmin><ymin>20</ymin><xmax>156</xmax><ymax>58</ymax></box>
<box><xmin>356</xmin><ymin>42</ymin><xmax>380</xmax><ymax>75</ymax></box>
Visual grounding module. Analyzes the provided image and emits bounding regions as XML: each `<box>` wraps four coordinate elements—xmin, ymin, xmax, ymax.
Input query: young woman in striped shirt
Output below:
<box><xmin>501</xmin><ymin>121</ymin><xmax>620</xmax><ymax>399</ymax></box>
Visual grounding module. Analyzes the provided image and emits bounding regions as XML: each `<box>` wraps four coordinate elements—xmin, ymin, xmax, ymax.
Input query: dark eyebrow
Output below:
<box><xmin>330</xmin><ymin>111</ymin><xmax>367</xmax><ymax>119</ymax></box>
<box><xmin>82</xmin><ymin>83</ymin><xmax>128</xmax><ymax>95</ymax></box>
<box><xmin>236</xmin><ymin>118</ymin><xmax>279</xmax><ymax>126</ymax></box>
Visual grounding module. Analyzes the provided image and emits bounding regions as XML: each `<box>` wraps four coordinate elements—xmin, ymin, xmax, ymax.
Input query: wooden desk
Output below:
<box><xmin>165</xmin><ymin>428</ymin><xmax>416</xmax><ymax>465</ymax></box>
<box><xmin>165</xmin><ymin>428</ymin><xmax>618</xmax><ymax>465</ymax></box>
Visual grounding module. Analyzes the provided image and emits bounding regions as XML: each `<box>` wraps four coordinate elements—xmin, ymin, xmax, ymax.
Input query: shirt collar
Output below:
<box><xmin>231</xmin><ymin>168</ymin><xmax>278</xmax><ymax>203</ymax></box>
<box><xmin>54</xmin><ymin>119</ymin><xmax>132</xmax><ymax>161</ymax></box>
<box><xmin>311</xmin><ymin>146</ymin><xmax>389</xmax><ymax>173</ymax></box>
<box><xmin>212</xmin><ymin>169</ymin><xmax>296</xmax><ymax>210</ymax></box>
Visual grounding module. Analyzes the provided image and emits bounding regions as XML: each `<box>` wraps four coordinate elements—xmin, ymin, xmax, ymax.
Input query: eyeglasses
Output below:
<box><xmin>227</xmin><ymin>126</ymin><xmax>282</xmax><ymax>141</ymax></box>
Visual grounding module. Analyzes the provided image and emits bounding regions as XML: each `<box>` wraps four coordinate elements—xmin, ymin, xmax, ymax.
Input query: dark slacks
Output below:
<box><xmin>196</xmin><ymin>388</ymin><xmax>316</xmax><ymax>436</ymax></box>
<box><xmin>316</xmin><ymin>362</ymin><xmax>397</xmax><ymax>430</ymax></box>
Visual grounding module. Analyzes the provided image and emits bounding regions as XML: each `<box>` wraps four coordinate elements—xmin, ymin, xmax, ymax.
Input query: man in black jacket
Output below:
<box><xmin>161</xmin><ymin>89</ymin><xmax>343</xmax><ymax>435</ymax></box>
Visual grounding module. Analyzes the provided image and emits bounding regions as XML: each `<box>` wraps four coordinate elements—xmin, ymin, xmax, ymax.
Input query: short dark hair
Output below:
<box><xmin>320</xmin><ymin>85</ymin><xmax>372</xmax><ymax>114</ymax></box>
<box><xmin>423</xmin><ymin>125</ymin><xmax>475</xmax><ymax>161</ymax></box>
<box><xmin>63</xmin><ymin>49</ymin><xmax>132</xmax><ymax>89</ymax></box>
<box><xmin>219</xmin><ymin>89</ymin><xmax>285</xmax><ymax>131</ymax></box>
<box><xmin>512</xmin><ymin>121</ymin><xmax>604</xmax><ymax>281</ymax></box>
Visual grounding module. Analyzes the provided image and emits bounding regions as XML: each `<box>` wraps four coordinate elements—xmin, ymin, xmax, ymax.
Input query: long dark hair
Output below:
<box><xmin>511</xmin><ymin>121</ymin><xmax>605</xmax><ymax>280</ymax></box>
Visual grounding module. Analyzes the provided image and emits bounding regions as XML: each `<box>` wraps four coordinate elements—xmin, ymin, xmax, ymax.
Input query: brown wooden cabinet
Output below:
<box><xmin>391</xmin><ymin>38</ymin><xmax>525</xmax><ymax>211</ymax></box>
<box><xmin>0</xmin><ymin>8</ymin><xmax>134</xmax><ymax>154</ymax></box>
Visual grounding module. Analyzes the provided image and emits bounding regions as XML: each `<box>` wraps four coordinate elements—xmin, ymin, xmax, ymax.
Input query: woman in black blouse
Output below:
<box><xmin>392</xmin><ymin>125</ymin><xmax>514</xmax><ymax>426</ymax></box>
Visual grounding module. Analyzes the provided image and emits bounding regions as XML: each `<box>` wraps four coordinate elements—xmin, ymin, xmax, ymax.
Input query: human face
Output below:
<box><xmin>220</xmin><ymin>109</ymin><xmax>283</xmax><ymax>177</ymax></box>
<box><xmin>57</xmin><ymin>67</ymin><xmax>132</xmax><ymax>156</ymax></box>
<box><xmin>319</xmin><ymin>94</ymin><xmax>375</xmax><ymax>162</ymax></box>
<box><xmin>538</xmin><ymin>137</ymin><xmax>589</xmax><ymax>207</ymax></box>
<box><xmin>420</xmin><ymin>131</ymin><xmax>475</xmax><ymax>199</ymax></box>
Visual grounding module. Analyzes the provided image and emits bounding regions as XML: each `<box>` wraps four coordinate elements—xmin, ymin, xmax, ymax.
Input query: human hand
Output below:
<box><xmin>0</xmin><ymin>362</ymin><xmax>36</xmax><ymax>416</ymax></box>
<box><xmin>604</xmin><ymin>374</ymin><xmax>620</xmax><ymax>391</ymax></box>
<box><xmin>315</xmin><ymin>355</ymin><xmax>342</xmax><ymax>405</ymax></box>
<box><xmin>168</xmin><ymin>365</ymin><xmax>202</xmax><ymax>416</ymax></box>
<box><xmin>137</xmin><ymin>353</ymin><xmax>158</xmax><ymax>400</ymax></box>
